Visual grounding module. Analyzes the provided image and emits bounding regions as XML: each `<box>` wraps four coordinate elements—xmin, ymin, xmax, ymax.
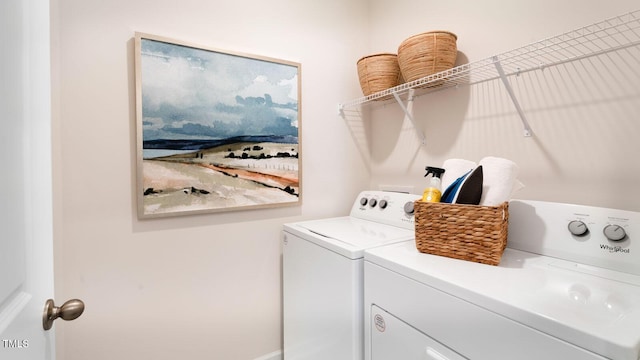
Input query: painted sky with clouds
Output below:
<box><xmin>141</xmin><ymin>38</ymin><xmax>299</xmax><ymax>141</ymax></box>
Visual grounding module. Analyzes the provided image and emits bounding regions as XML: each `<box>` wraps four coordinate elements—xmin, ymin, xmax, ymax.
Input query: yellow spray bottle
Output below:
<box><xmin>421</xmin><ymin>166</ymin><xmax>445</xmax><ymax>202</ymax></box>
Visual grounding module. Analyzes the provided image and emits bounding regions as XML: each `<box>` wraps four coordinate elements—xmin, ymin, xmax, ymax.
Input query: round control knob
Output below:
<box><xmin>369</xmin><ymin>199</ymin><xmax>377</xmax><ymax>208</ymax></box>
<box><xmin>360</xmin><ymin>197</ymin><xmax>368</xmax><ymax>207</ymax></box>
<box><xmin>603</xmin><ymin>224</ymin><xmax>627</xmax><ymax>242</ymax></box>
<box><xmin>379</xmin><ymin>200</ymin><xmax>388</xmax><ymax>209</ymax></box>
<box><xmin>403</xmin><ymin>201</ymin><xmax>415</xmax><ymax>215</ymax></box>
<box><xmin>568</xmin><ymin>220</ymin><xmax>589</xmax><ymax>237</ymax></box>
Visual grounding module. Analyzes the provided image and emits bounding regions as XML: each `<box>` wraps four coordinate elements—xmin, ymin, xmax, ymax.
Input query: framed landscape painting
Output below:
<box><xmin>135</xmin><ymin>33</ymin><xmax>301</xmax><ymax>218</ymax></box>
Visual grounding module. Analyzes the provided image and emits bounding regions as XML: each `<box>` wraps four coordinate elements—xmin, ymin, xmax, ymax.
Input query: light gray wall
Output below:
<box><xmin>51</xmin><ymin>0</ymin><xmax>370</xmax><ymax>359</ymax></box>
<box><xmin>364</xmin><ymin>0</ymin><xmax>640</xmax><ymax>211</ymax></box>
<box><xmin>51</xmin><ymin>1</ymin><xmax>639</xmax><ymax>359</ymax></box>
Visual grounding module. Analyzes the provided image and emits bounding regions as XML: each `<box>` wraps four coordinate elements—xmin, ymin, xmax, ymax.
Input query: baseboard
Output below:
<box><xmin>253</xmin><ymin>350</ymin><xmax>282</xmax><ymax>360</ymax></box>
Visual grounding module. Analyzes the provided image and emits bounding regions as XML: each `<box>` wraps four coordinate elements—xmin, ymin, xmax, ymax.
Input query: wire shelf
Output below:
<box><xmin>339</xmin><ymin>9</ymin><xmax>640</xmax><ymax>110</ymax></box>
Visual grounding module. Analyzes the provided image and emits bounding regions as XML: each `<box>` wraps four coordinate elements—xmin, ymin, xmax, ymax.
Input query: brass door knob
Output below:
<box><xmin>42</xmin><ymin>298</ymin><xmax>85</xmax><ymax>331</ymax></box>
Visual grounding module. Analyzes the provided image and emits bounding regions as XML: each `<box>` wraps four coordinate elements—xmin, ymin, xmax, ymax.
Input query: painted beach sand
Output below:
<box><xmin>142</xmin><ymin>140</ymin><xmax>299</xmax><ymax>215</ymax></box>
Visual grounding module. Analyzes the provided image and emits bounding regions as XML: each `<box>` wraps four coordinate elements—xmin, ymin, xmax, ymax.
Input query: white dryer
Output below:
<box><xmin>364</xmin><ymin>200</ymin><xmax>640</xmax><ymax>360</ymax></box>
<box><xmin>283</xmin><ymin>190</ymin><xmax>420</xmax><ymax>360</ymax></box>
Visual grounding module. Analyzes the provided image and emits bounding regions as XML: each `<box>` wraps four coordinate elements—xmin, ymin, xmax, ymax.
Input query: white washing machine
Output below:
<box><xmin>364</xmin><ymin>200</ymin><xmax>640</xmax><ymax>360</ymax></box>
<box><xmin>282</xmin><ymin>190</ymin><xmax>421</xmax><ymax>360</ymax></box>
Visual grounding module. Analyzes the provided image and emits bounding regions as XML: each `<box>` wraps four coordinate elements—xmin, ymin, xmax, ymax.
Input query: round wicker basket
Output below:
<box><xmin>356</xmin><ymin>53</ymin><xmax>402</xmax><ymax>99</ymax></box>
<box><xmin>397</xmin><ymin>31</ymin><xmax>458</xmax><ymax>85</ymax></box>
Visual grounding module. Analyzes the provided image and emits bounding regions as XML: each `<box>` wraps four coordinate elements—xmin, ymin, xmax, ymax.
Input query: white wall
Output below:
<box><xmin>51</xmin><ymin>1</ymin><xmax>639</xmax><ymax>359</ymax></box>
<box><xmin>365</xmin><ymin>0</ymin><xmax>640</xmax><ymax>211</ymax></box>
<box><xmin>50</xmin><ymin>0</ymin><xmax>369</xmax><ymax>359</ymax></box>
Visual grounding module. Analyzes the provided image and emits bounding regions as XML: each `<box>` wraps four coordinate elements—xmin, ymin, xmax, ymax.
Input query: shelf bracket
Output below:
<box><xmin>392</xmin><ymin>89</ymin><xmax>426</xmax><ymax>145</ymax></box>
<box><xmin>493</xmin><ymin>56</ymin><xmax>533</xmax><ymax>137</ymax></box>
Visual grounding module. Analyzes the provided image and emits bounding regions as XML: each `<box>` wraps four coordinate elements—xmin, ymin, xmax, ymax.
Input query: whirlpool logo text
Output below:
<box><xmin>600</xmin><ymin>244</ymin><xmax>630</xmax><ymax>254</ymax></box>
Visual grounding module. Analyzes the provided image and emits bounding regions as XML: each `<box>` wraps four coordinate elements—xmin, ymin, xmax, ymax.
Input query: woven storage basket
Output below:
<box><xmin>414</xmin><ymin>201</ymin><xmax>509</xmax><ymax>266</ymax></box>
<box><xmin>357</xmin><ymin>53</ymin><xmax>403</xmax><ymax>100</ymax></box>
<box><xmin>397</xmin><ymin>31</ymin><xmax>458</xmax><ymax>86</ymax></box>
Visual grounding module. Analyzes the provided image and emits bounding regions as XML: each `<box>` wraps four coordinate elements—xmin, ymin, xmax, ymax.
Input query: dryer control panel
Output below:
<box><xmin>350</xmin><ymin>191</ymin><xmax>421</xmax><ymax>230</ymax></box>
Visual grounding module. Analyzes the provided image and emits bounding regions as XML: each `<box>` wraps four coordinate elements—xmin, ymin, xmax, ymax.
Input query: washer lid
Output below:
<box><xmin>284</xmin><ymin>217</ymin><xmax>414</xmax><ymax>259</ymax></box>
<box><xmin>365</xmin><ymin>242</ymin><xmax>640</xmax><ymax>360</ymax></box>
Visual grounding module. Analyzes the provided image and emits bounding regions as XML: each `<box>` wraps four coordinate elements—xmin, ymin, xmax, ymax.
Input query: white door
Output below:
<box><xmin>1</xmin><ymin>0</ymin><xmax>59</xmax><ymax>359</ymax></box>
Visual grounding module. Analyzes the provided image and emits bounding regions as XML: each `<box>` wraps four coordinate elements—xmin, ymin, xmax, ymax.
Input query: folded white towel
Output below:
<box><xmin>441</xmin><ymin>159</ymin><xmax>477</xmax><ymax>191</ymax></box>
<box><xmin>478</xmin><ymin>156</ymin><xmax>519</xmax><ymax>206</ymax></box>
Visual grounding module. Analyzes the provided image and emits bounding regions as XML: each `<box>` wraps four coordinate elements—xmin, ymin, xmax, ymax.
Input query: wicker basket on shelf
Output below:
<box><xmin>357</xmin><ymin>53</ymin><xmax>403</xmax><ymax>100</ymax></box>
<box><xmin>414</xmin><ymin>201</ymin><xmax>509</xmax><ymax>266</ymax></box>
<box><xmin>397</xmin><ymin>31</ymin><xmax>458</xmax><ymax>86</ymax></box>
